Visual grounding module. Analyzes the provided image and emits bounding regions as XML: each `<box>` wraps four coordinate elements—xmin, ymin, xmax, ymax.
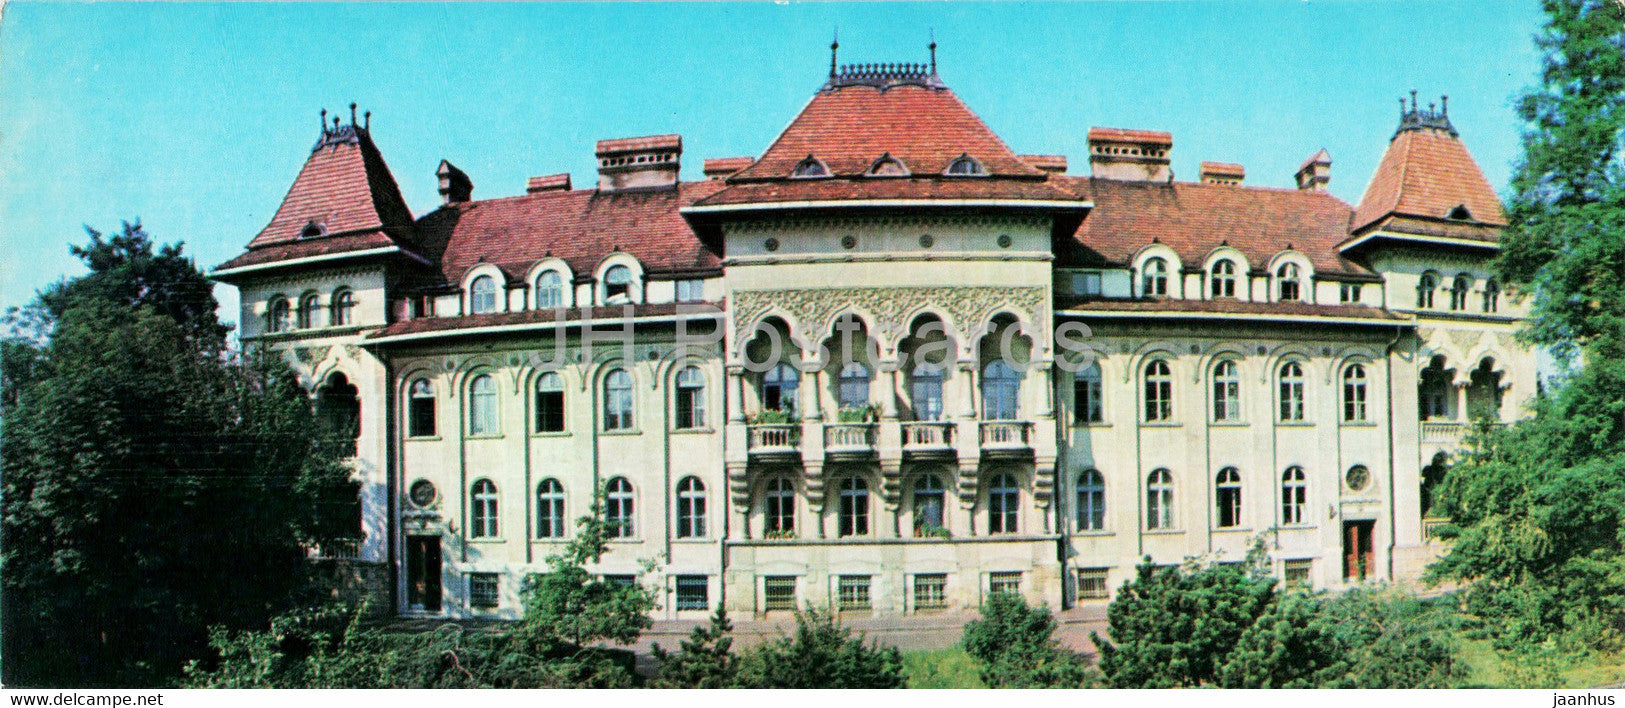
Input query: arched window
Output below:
<box><xmin>1281</xmin><ymin>467</ymin><xmax>1307</xmax><ymax>525</ymax></box>
<box><xmin>1278</xmin><ymin>362</ymin><xmax>1305</xmax><ymax>422</ymax></box>
<box><xmin>1417</xmin><ymin>272</ymin><xmax>1439</xmax><ymax>309</ymax></box>
<box><xmin>676</xmin><ymin>476</ymin><xmax>706</xmax><ymax>538</ymax></box>
<box><xmin>764</xmin><ymin>477</ymin><xmax>796</xmax><ymax>535</ymax></box>
<box><xmin>910</xmin><ymin>361</ymin><xmax>944</xmax><ymax>421</ymax></box>
<box><xmin>1450</xmin><ymin>274</ymin><xmax>1472</xmax><ymax>311</ymax></box>
<box><xmin>470</xmin><ymin>275</ymin><xmax>499</xmax><ymax>314</ymax></box>
<box><xmin>331</xmin><ymin>288</ymin><xmax>355</xmax><ymax>326</ymax></box>
<box><xmin>1342</xmin><ymin>365</ymin><xmax>1368</xmax><ymax>423</ymax></box>
<box><xmin>468</xmin><ymin>374</ymin><xmax>500</xmax><ymax>435</ymax></box>
<box><xmin>605</xmin><ymin>477</ymin><xmax>635</xmax><ymax>538</ymax></box>
<box><xmin>1212</xmin><ymin>360</ymin><xmax>1241</xmax><ymax>422</ymax></box>
<box><xmin>535</xmin><ymin>271</ymin><xmax>564</xmax><ymax>309</ymax></box>
<box><xmin>1210</xmin><ymin>259</ymin><xmax>1237</xmax><ymax>298</ymax></box>
<box><xmin>536</xmin><ymin>479</ymin><xmax>565</xmax><ymax>539</ymax></box>
<box><xmin>912</xmin><ymin>474</ymin><xmax>946</xmax><ymax>536</ymax></box>
<box><xmin>837</xmin><ymin>362</ymin><xmax>871</xmax><ymax>410</ymax></box>
<box><xmin>945</xmin><ymin>154</ymin><xmax>986</xmax><ymax>176</ymax></box>
<box><xmin>1144</xmin><ymin>360</ymin><xmax>1173</xmax><ymax>422</ymax></box>
<box><xmin>407</xmin><ymin>378</ymin><xmax>436</xmax><ymax>438</ymax></box>
<box><xmin>604</xmin><ymin>265</ymin><xmax>633</xmax><ymax>302</ymax></box>
<box><xmin>1276</xmin><ymin>263</ymin><xmax>1302</xmax><ymax>301</ymax></box>
<box><xmin>981</xmin><ymin>360</ymin><xmax>1021</xmax><ymax>420</ymax></box>
<box><xmin>603</xmin><ymin>369</ymin><xmax>634</xmax><ymax>431</ymax></box>
<box><xmin>1142</xmin><ymin>257</ymin><xmax>1168</xmax><ymax>297</ymax></box>
<box><xmin>791</xmin><ymin>156</ymin><xmax>829</xmax><ymax>178</ymax></box>
<box><xmin>470</xmin><ymin>479</ymin><xmax>499</xmax><ymax>538</ymax></box>
<box><xmin>267</xmin><ymin>297</ymin><xmax>291</xmax><ymax>333</ymax></box>
<box><xmin>838</xmin><ymin>476</ymin><xmax>870</xmax><ymax>537</ymax></box>
<box><xmin>1146</xmin><ymin>469</ymin><xmax>1175</xmax><ymax>530</ymax></box>
<box><xmin>1215</xmin><ymin>467</ymin><xmax>1242</xmax><ymax>528</ymax></box>
<box><xmin>762</xmin><ymin>363</ymin><xmax>799</xmax><ymax>416</ymax></box>
<box><xmin>1074</xmin><ymin>363</ymin><xmax>1103</xmax><ymax>424</ymax></box>
<box><xmin>987</xmin><ymin>472</ymin><xmax>1019</xmax><ymax>534</ymax></box>
<box><xmin>675</xmin><ymin>366</ymin><xmax>706</xmax><ymax>429</ymax></box>
<box><xmin>535</xmin><ymin>372</ymin><xmax>565</xmax><ymax>433</ymax></box>
<box><xmin>297</xmin><ymin>293</ymin><xmax>320</xmax><ymax>329</ymax></box>
<box><xmin>1483</xmin><ymin>279</ymin><xmax>1500</xmax><ymax>313</ymax></box>
<box><xmin>1076</xmin><ymin>469</ymin><xmax>1105</xmax><ymax>531</ymax></box>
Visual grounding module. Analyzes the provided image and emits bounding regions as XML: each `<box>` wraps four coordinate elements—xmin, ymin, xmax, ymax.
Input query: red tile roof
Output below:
<box><xmin>1199</xmin><ymin>161</ymin><xmax>1246</xmax><ymax>178</ymax></box>
<box><xmin>215</xmin><ymin>230</ymin><xmax>406</xmax><ymax>275</ymax></box>
<box><xmin>1057</xmin><ymin>177</ymin><xmax>1376</xmax><ymax>279</ymax></box>
<box><xmin>247</xmin><ymin>128</ymin><xmax>417</xmax><ymax>249</ymax></box>
<box><xmin>526</xmin><ymin>174</ymin><xmax>572</xmax><ymax>193</ymax></box>
<box><xmin>1352</xmin><ymin>127</ymin><xmax>1507</xmax><ymax>235</ymax></box>
<box><xmin>1058</xmin><ymin>297</ymin><xmax>1407</xmax><ymax>322</ymax></box>
<box><xmin>703</xmin><ymin>157</ymin><xmax>755</xmax><ymax>178</ymax></box>
<box><xmin>1020</xmin><ymin>154</ymin><xmax>1068</xmax><ymax>173</ymax></box>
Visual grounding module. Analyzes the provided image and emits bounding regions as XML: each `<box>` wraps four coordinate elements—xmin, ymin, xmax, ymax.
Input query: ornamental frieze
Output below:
<box><xmin>730</xmin><ymin>285</ymin><xmax>1047</xmax><ymax>350</ymax></box>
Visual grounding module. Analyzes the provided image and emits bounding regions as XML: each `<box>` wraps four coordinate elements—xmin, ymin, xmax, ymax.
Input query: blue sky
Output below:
<box><xmin>0</xmin><ymin>2</ymin><xmax>1544</xmax><ymax>328</ymax></box>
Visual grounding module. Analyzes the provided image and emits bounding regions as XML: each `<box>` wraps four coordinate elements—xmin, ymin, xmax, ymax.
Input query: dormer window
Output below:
<box><xmin>1209</xmin><ymin>259</ymin><xmax>1237</xmax><ymax>298</ymax></box>
<box><xmin>604</xmin><ymin>265</ymin><xmax>633</xmax><ymax>302</ymax></box>
<box><xmin>945</xmin><ymin>154</ymin><xmax>987</xmax><ymax>176</ymax></box>
<box><xmin>1141</xmin><ymin>257</ymin><xmax>1168</xmax><ymax>297</ymax></box>
<box><xmin>867</xmin><ymin>154</ymin><xmax>910</xmax><ymax>177</ymax></box>
<box><xmin>1277</xmin><ymin>263</ymin><xmax>1302</xmax><ymax>302</ymax></box>
<box><xmin>1448</xmin><ymin>204</ymin><xmax>1472</xmax><ymax>221</ymax></box>
<box><xmin>470</xmin><ymin>275</ymin><xmax>499</xmax><ymax>315</ymax></box>
<box><xmin>300</xmin><ymin>220</ymin><xmax>326</xmax><ymax>239</ymax></box>
<box><xmin>791</xmin><ymin>156</ymin><xmax>830</xmax><ymax>178</ymax></box>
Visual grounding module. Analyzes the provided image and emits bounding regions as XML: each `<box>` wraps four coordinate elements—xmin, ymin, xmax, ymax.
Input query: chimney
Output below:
<box><xmin>437</xmin><ymin>160</ymin><xmax>472</xmax><ymax>204</ymax></box>
<box><xmin>1020</xmin><ymin>154</ymin><xmax>1068</xmax><ymax>174</ymax></box>
<box><xmin>1198</xmin><ymin>161</ymin><xmax>1245</xmax><ymax>186</ymax></box>
<box><xmin>595</xmin><ymin>134</ymin><xmax>681</xmax><ymax>192</ymax></box>
<box><xmin>1295</xmin><ymin>149</ymin><xmax>1332</xmax><ymax>192</ymax></box>
<box><xmin>1087</xmin><ymin>127</ymin><xmax>1173</xmax><ymax>182</ymax></box>
<box><xmin>703</xmin><ymin>157</ymin><xmax>754</xmax><ymax>180</ymax></box>
<box><xmin>526</xmin><ymin>173</ymin><xmax>572</xmax><ymax>194</ymax></box>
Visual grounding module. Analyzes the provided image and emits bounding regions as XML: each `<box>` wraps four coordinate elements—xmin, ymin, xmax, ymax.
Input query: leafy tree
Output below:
<box><xmin>1216</xmin><ymin>592</ymin><xmax>1350</xmax><ymax>688</ymax></box>
<box><xmin>519</xmin><ymin>491</ymin><xmax>656</xmax><ymax>648</ymax></box>
<box><xmin>735</xmin><ymin>607</ymin><xmax>905</xmax><ymax>689</ymax></box>
<box><xmin>961</xmin><ymin>593</ymin><xmax>1092</xmax><ymax>688</ymax></box>
<box><xmin>650</xmin><ymin>608</ymin><xmax>740</xmax><ymax>688</ymax></box>
<box><xmin>1091</xmin><ymin>555</ymin><xmax>1275</xmax><ymax>688</ymax></box>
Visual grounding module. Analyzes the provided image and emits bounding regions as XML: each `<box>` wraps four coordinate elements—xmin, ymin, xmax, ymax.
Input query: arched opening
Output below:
<box><xmin>1467</xmin><ymin>357</ymin><xmax>1503</xmax><ymax>422</ymax></box>
<box><xmin>821</xmin><ymin>313</ymin><xmax>879</xmax><ymax>421</ymax></box>
<box><xmin>1421</xmin><ymin>452</ymin><xmax>1451</xmax><ymax>518</ymax></box>
<box><xmin>1419</xmin><ymin>356</ymin><xmax>1456</xmax><ymax>421</ymax></box>
<box><xmin>316</xmin><ymin>372</ymin><xmax>361</xmax><ymax>458</ymax></box>
<box><xmin>901</xmin><ymin>313</ymin><xmax>955</xmax><ymax>422</ymax></box>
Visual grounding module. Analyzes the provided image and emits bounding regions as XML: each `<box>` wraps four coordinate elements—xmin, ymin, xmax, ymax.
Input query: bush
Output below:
<box><xmin>1092</xmin><ymin>557</ymin><xmax>1275</xmax><ymax>688</ymax></box>
<box><xmin>651</xmin><ymin>609</ymin><xmax>739</xmax><ymax>688</ymax></box>
<box><xmin>735</xmin><ymin>608</ymin><xmax>904</xmax><ymax>688</ymax></box>
<box><xmin>961</xmin><ymin>593</ymin><xmax>1093</xmax><ymax>687</ymax></box>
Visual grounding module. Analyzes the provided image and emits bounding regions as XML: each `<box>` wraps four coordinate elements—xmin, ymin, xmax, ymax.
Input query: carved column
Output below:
<box><xmin>727</xmin><ymin>365</ymin><xmax>746</xmax><ymax>423</ymax></box>
<box><xmin>727</xmin><ymin>461</ymin><xmax>752</xmax><ymax>539</ymax></box>
<box><xmin>958</xmin><ymin>359</ymin><xmax>979</xmax><ymax>419</ymax></box>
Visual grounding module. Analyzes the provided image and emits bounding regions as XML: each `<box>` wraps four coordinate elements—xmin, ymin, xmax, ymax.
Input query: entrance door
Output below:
<box><xmin>406</xmin><ymin>536</ymin><xmax>442</xmax><ymax>612</ymax></box>
<box><xmin>1342</xmin><ymin>520</ymin><xmax>1375</xmax><ymax>582</ymax></box>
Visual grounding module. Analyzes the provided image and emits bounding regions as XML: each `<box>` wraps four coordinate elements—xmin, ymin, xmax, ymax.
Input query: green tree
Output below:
<box><xmin>1216</xmin><ymin>589</ymin><xmax>1461</xmax><ymax>688</ymax></box>
<box><xmin>1091</xmin><ymin>556</ymin><xmax>1275</xmax><ymax>688</ymax></box>
<box><xmin>735</xmin><ymin>608</ymin><xmax>905</xmax><ymax>689</ymax></box>
<box><xmin>961</xmin><ymin>593</ymin><xmax>1092</xmax><ymax>688</ymax></box>
<box><xmin>651</xmin><ymin>608</ymin><xmax>740</xmax><ymax>688</ymax></box>
<box><xmin>519</xmin><ymin>491</ymin><xmax>656</xmax><ymax>648</ymax></box>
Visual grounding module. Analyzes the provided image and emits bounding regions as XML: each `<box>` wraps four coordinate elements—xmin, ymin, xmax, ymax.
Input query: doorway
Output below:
<box><xmin>406</xmin><ymin>536</ymin><xmax>442</xmax><ymax>612</ymax></box>
<box><xmin>1342</xmin><ymin>520</ymin><xmax>1375</xmax><ymax>582</ymax></box>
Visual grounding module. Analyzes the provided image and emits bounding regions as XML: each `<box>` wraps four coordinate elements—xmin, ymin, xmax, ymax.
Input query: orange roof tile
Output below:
<box><xmin>247</xmin><ymin>127</ymin><xmax>416</xmax><ymax>249</ymax></box>
<box><xmin>1352</xmin><ymin>127</ymin><xmax>1506</xmax><ymax>234</ymax></box>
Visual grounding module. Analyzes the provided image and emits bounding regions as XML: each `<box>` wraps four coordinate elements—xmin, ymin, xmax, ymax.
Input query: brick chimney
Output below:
<box><xmin>1087</xmin><ymin>128</ymin><xmax>1172</xmax><ymax>182</ymax></box>
<box><xmin>1295</xmin><ymin>149</ymin><xmax>1331</xmax><ymax>192</ymax></box>
<box><xmin>1199</xmin><ymin>161</ymin><xmax>1245</xmax><ymax>186</ymax></box>
<box><xmin>596</xmin><ymin>134</ymin><xmax>681</xmax><ymax>192</ymax></box>
<box><xmin>526</xmin><ymin>173</ymin><xmax>572</xmax><ymax>194</ymax></box>
<box><xmin>437</xmin><ymin>160</ymin><xmax>472</xmax><ymax>204</ymax></box>
<box><xmin>1020</xmin><ymin>154</ymin><xmax>1068</xmax><ymax>174</ymax></box>
<box><xmin>703</xmin><ymin>157</ymin><xmax>754</xmax><ymax>180</ymax></box>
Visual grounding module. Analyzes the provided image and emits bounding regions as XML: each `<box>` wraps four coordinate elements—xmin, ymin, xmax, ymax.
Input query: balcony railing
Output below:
<box><xmin>1422</xmin><ymin>516</ymin><xmax>1452</xmax><ymax>540</ymax></box>
<box><xmin>748</xmin><ymin>424</ymin><xmax>801</xmax><ymax>456</ymax></box>
<box><xmin>979</xmin><ymin>420</ymin><xmax>1033</xmax><ymax>452</ymax></box>
<box><xmin>303</xmin><ymin>538</ymin><xmax>363</xmax><ymax>561</ymax></box>
<box><xmin>1421</xmin><ymin>421</ymin><xmax>1465</xmax><ymax>445</ymax></box>
<box><xmin>901</xmin><ymin>421</ymin><xmax>955</xmax><ymax>453</ymax></box>
<box><xmin>823</xmin><ymin>423</ymin><xmax>877</xmax><ymax>454</ymax></box>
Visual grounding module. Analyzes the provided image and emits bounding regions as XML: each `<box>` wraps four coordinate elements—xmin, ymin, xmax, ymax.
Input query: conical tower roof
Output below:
<box><xmin>1351</xmin><ymin>94</ymin><xmax>1506</xmax><ymax>240</ymax></box>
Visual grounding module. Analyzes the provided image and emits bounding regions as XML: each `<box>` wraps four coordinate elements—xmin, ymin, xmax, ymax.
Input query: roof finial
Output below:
<box><xmin>929</xmin><ymin>29</ymin><xmax>937</xmax><ymax>74</ymax></box>
<box><xmin>1410</xmin><ymin>89</ymin><xmax>1418</xmax><ymax>113</ymax></box>
<box><xmin>320</xmin><ymin>108</ymin><xmax>327</xmax><ymax>133</ymax></box>
<box><xmin>350</xmin><ymin>102</ymin><xmax>358</xmax><ymax>127</ymax></box>
<box><xmin>1440</xmin><ymin>94</ymin><xmax>1448</xmax><ymax>117</ymax></box>
<box><xmin>364</xmin><ymin>111</ymin><xmax>371</xmax><ymax>130</ymax></box>
<box><xmin>830</xmin><ymin>28</ymin><xmax>839</xmax><ymax>77</ymax></box>
<box><xmin>1398</xmin><ymin>97</ymin><xmax>1406</xmax><ymax>117</ymax></box>
<box><xmin>333</xmin><ymin>115</ymin><xmax>340</xmax><ymax>130</ymax></box>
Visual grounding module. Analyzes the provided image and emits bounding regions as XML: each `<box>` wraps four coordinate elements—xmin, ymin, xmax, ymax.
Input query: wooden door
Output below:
<box><xmin>1343</xmin><ymin>520</ymin><xmax>1374</xmax><ymax>581</ymax></box>
<box><xmin>406</xmin><ymin>536</ymin><xmax>442</xmax><ymax>611</ymax></box>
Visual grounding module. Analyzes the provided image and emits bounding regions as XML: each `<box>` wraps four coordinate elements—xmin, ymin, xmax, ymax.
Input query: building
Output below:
<box><xmin>212</xmin><ymin>52</ymin><xmax>1533</xmax><ymax>620</ymax></box>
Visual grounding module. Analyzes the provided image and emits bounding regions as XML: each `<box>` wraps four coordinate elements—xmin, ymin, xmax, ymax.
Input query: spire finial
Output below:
<box><xmin>333</xmin><ymin>115</ymin><xmax>340</xmax><ymax>130</ymax></box>
<box><xmin>364</xmin><ymin>111</ymin><xmax>371</xmax><ymax>130</ymax></box>
<box><xmin>320</xmin><ymin>108</ymin><xmax>327</xmax><ymax>133</ymax></box>
<box><xmin>929</xmin><ymin>29</ymin><xmax>937</xmax><ymax>74</ymax></box>
<box><xmin>1410</xmin><ymin>89</ymin><xmax>1418</xmax><ymax>113</ymax></box>
<box><xmin>350</xmin><ymin>102</ymin><xmax>358</xmax><ymax>126</ymax></box>
<box><xmin>830</xmin><ymin>28</ymin><xmax>839</xmax><ymax>77</ymax></box>
<box><xmin>1440</xmin><ymin>94</ymin><xmax>1448</xmax><ymax>116</ymax></box>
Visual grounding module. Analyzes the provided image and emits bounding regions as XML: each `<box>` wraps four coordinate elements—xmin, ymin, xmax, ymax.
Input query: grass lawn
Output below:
<box><xmin>1458</xmin><ymin>638</ymin><xmax>1625</xmax><ymax>689</ymax></box>
<box><xmin>902</xmin><ymin>648</ymin><xmax>985</xmax><ymax>689</ymax></box>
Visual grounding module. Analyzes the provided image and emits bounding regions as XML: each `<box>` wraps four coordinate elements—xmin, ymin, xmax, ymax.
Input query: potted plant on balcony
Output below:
<box><xmin>763</xmin><ymin>528</ymin><xmax>797</xmax><ymax>541</ymax></box>
<box><xmin>913</xmin><ymin>522</ymin><xmax>951</xmax><ymax>539</ymax></box>
<box><xmin>835</xmin><ymin>403</ymin><xmax>880</xmax><ymax>423</ymax></box>
<box><xmin>747</xmin><ymin>409</ymin><xmax>798</xmax><ymax>425</ymax></box>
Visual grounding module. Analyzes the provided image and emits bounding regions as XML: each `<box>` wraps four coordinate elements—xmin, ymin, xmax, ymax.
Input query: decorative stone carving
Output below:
<box><xmin>732</xmin><ymin>285</ymin><xmax>1047</xmax><ymax>351</ymax></box>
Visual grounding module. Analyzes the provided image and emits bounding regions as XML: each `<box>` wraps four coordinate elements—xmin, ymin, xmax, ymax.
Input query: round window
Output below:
<box><xmin>841</xmin><ymin>235</ymin><xmax>858</xmax><ymax>250</ymax></box>
<box><xmin>764</xmin><ymin>237</ymin><xmax>780</xmax><ymax>252</ymax></box>
<box><xmin>1345</xmin><ymin>465</ymin><xmax>1370</xmax><ymax>492</ymax></box>
<box><xmin>997</xmin><ymin>234</ymin><xmax>1013</xmax><ymax>249</ymax></box>
<box><xmin>919</xmin><ymin>234</ymin><xmax>934</xmax><ymax>248</ymax></box>
<box><xmin>409</xmin><ymin>479</ymin><xmax>438</xmax><ymax>508</ymax></box>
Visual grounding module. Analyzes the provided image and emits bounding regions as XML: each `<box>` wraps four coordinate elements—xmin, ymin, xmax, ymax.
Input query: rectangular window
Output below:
<box><xmin>1075</xmin><ymin>568</ymin><xmax>1110</xmax><ymax>600</ymax></box>
<box><xmin>988</xmin><ymin>571</ymin><xmax>1022</xmax><ymax>597</ymax></box>
<box><xmin>408</xmin><ymin>392</ymin><xmax>436</xmax><ymax>438</ymax></box>
<box><xmin>675</xmin><ymin>575</ymin><xmax>709</xmax><ymax>611</ymax></box>
<box><xmin>763</xmin><ymin>576</ymin><xmax>797</xmax><ymax>612</ymax></box>
<box><xmin>1069</xmin><ymin>272</ymin><xmax>1103</xmax><ymax>297</ymax></box>
<box><xmin>1340</xmin><ymin>283</ymin><xmax>1360</xmax><ymax>303</ymax></box>
<box><xmin>837</xmin><ymin>575</ymin><xmax>872</xmax><ymax>612</ymax></box>
<box><xmin>603</xmin><ymin>574</ymin><xmax>636</xmax><ymax>588</ymax></box>
<box><xmin>535</xmin><ymin>389</ymin><xmax>565</xmax><ymax>433</ymax></box>
<box><xmin>469</xmin><ymin>573</ymin><xmax>500</xmax><ymax>610</ymax></box>
<box><xmin>676</xmin><ymin>279</ymin><xmax>706</xmax><ymax>303</ymax></box>
<box><xmin>1285</xmin><ymin>560</ymin><xmax>1312</xmax><ymax>589</ymax></box>
<box><xmin>913</xmin><ymin>574</ymin><xmax>947</xmax><ymax>611</ymax></box>
<box><xmin>1074</xmin><ymin>370</ymin><xmax>1103</xmax><ymax>424</ymax></box>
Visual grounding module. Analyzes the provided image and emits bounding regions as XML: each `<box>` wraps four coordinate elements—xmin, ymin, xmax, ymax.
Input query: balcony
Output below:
<box><xmin>823</xmin><ymin>423</ymin><xmax>877</xmax><ymax>458</ymax></box>
<box><xmin>303</xmin><ymin>537</ymin><xmax>363</xmax><ymax>561</ymax></box>
<box><xmin>747</xmin><ymin>423</ymin><xmax>801</xmax><ymax>459</ymax></box>
<box><xmin>901</xmin><ymin>421</ymin><xmax>955</xmax><ymax>456</ymax></box>
<box><xmin>1421</xmin><ymin>421</ymin><xmax>1464</xmax><ymax>445</ymax></box>
<box><xmin>979</xmin><ymin>420</ymin><xmax>1033</xmax><ymax>457</ymax></box>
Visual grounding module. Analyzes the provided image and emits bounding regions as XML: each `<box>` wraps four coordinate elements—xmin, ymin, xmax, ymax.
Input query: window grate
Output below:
<box><xmin>675</xmin><ymin>575</ymin><xmax>709</xmax><ymax>611</ymax></box>
<box><xmin>1285</xmin><ymin>560</ymin><xmax>1312</xmax><ymax>590</ymax></box>
<box><xmin>913</xmin><ymin>574</ymin><xmax>947</xmax><ymax>610</ymax></box>
<box><xmin>763</xmin><ymin>576</ymin><xmax>797</xmax><ymax>612</ymax></box>
<box><xmin>837</xmin><ymin>575</ymin><xmax>872</xmax><ymax>611</ymax></box>
<box><xmin>469</xmin><ymin>573</ymin><xmax>500</xmax><ymax>610</ymax></box>
<box><xmin>988</xmin><ymin>571</ymin><xmax>1022</xmax><ymax>597</ymax></box>
<box><xmin>1076</xmin><ymin>568</ymin><xmax>1109</xmax><ymax>600</ymax></box>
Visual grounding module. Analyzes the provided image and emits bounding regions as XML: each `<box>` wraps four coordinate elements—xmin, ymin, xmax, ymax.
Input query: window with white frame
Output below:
<box><xmin>1417</xmin><ymin>272</ymin><xmax>1439</xmax><ymax>309</ymax></box>
<box><xmin>1210</xmin><ymin>259</ymin><xmax>1237</xmax><ymax>298</ymax></box>
<box><xmin>1141</xmin><ymin>257</ymin><xmax>1169</xmax><ymax>297</ymax></box>
<box><xmin>1074</xmin><ymin>363</ymin><xmax>1103</xmax><ymax>424</ymax></box>
<box><xmin>913</xmin><ymin>573</ymin><xmax>947</xmax><ymax>610</ymax></box>
<box><xmin>469</xmin><ymin>573</ymin><xmax>500</xmax><ymax>609</ymax></box>
<box><xmin>1146</xmin><ymin>469</ymin><xmax>1175</xmax><ymax>530</ymax></box>
<box><xmin>1144</xmin><ymin>360</ymin><xmax>1173</xmax><ymax>422</ymax></box>
<box><xmin>764</xmin><ymin>477</ymin><xmax>795</xmax><ymax>536</ymax></box>
<box><xmin>837</xmin><ymin>362</ymin><xmax>871</xmax><ymax>410</ymax></box>
<box><xmin>1281</xmin><ymin>467</ymin><xmax>1307</xmax><ymax>525</ymax></box>
<box><xmin>1450</xmin><ymin>274</ymin><xmax>1472</xmax><ymax>311</ymax></box>
<box><xmin>331</xmin><ymin>288</ymin><xmax>355</xmax><ymax>326</ymax></box>
<box><xmin>987</xmin><ymin>472</ymin><xmax>1019</xmax><ymax>534</ymax></box>
<box><xmin>1284</xmin><ymin>559</ymin><xmax>1312</xmax><ymax>589</ymax></box>
<box><xmin>535</xmin><ymin>271</ymin><xmax>564</xmax><ymax>309</ymax></box>
<box><xmin>676</xmin><ymin>476</ymin><xmax>706</xmax><ymax>539</ymax></box>
<box><xmin>981</xmin><ymin>360</ymin><xmax>1021</xmax><ymax>420</ymax></box>
<box><xmin>1343</xmin><ymin>365</ymin><xmax>1369</xmax><ymax>423</ymax></box>
<box><xmin>1076</xmin><ymin>568</ymin><xmax>1110</xmax><ymax>600</ymax></box>
<box><xmin>762</xmin><ymin>363</ymin><xmax>799</xmax><ymax>416</ymax></box>
<box><xmin>468</xmin><ymin>374</ymin><xmax>500</xmax><ymax>435</ymax></box>
<box><xmin>470</xmin><ymin>275</ymin><xmax>499</xmax><ymax>314</ymax></box>
<box><xmin>912</xmin><ymin>474</ymin><xmax>946</xmax><ymax>536</ymax></box>
<box><xmin>470</xmin><ymin>479</ymin><xmax>499</xmax><ymax>538</ymax></box>
<box><xmin>407</xmin><ymin>379</ymin><xmax>436</xmax><ymax>438</ymax></box>
<box><xmin>1276</xmin><ymin>263</ymin><xmax>1302</xmax><ymax>301</ymax></box>
<box><xmin>1339</xmin><ymin>283</ymin><xmax>1360</xmax><ymax>304</ymax></box>
<box><xmin>676</xmin><ymin>279</ymin><xmax>705</xmax><ymax>303</ymax></box>
<box><xmin>1215</xmin><ymin>467</ymin><xmax>1243</xmax><ymax>528</ymax></box>
<box><xmin>946</xmin><ymin>155</ymin><xmax>986</xmax><ymax>176</ymax></box>
<box><xmin>267</xmin><ymin>297</ymin><xmax>291</xmax><ymax>333</ymax></box>
<box><xmin>675</xmin><ymin>366</ymin><xmax>706</xmax><ymax>429</ymax></box>
<box><xmin>1483</xmin><ymin>279</ymin><xmax>1500</xmax><ymax>313</ymax></box>
<box><xmin>535</xmin><ymin>372</ymin><xmax>565</xmax><ymax>433</ymax></box>
<box><xmin>297</xmin><ymin>293</ymin><xmax>320</xmax><ymax>329</ymax></box>
<box><xmin>791</xmin><ymin>157</ymin><xmax>830</xmax><ymax>178</ymax></box>
<box><xmin>838</xmin><ymin>476</ymin><xmax>870</xmax><ymax>537</ymax></box>
<box><xmin>910</xmin><ymin>361</ymin><xmax>944</xmax><ymax>421</ymax></box>
<box><xmin>605</xmin><ymin>477</ymin><xmax>635</xmax><ymax>538</ymax></box>
<box><xmin>837</xmin><ymin>575</ymin><xmax>872</xmax><ymax>611</ymax></box>
<box><xmin>1212</xmin><ymin>360</ymin><xmax>1241</xmax><ymax>422</ymax></box>
<box><xmin>1076</xmin><ymin>469</ymin><xmax>1105</xmax><ymax>531</ymax></box>
<box><xmin>675</xmin><ymin>575</ymin><xmax>709</xmax><ymax>611</ymax></box>
<box><xmin>1278</xmin><ymin>362</ymin><xmax>1305</xmax><ymax>422</ymax></box>
<box><xmin>1070</xmin><ymin>271</ymin><xmax>1103</xmax><ymax>297</ymax></box>
<box><xmin>536</xmin><ymin>478</ymin><xmax>565</xmax><ymax>539</ymax></box>
<box><xmin>603</xmin><ymin>369</ymin><xmax>634</xmax><ymax>431</ymax></box>
<box><xmin>603</xmin><ymin>265</ymin><xmax>633</xmax><ymax>302</ymax></box>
